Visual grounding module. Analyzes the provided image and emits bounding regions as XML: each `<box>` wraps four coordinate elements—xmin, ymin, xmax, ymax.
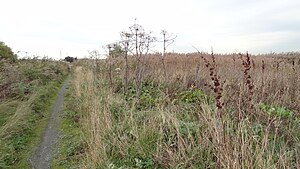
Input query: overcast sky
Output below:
<box><xmin>1</xmin><ymin>0</ymin><xmax>299</xmax><ymax>59</ymax></box>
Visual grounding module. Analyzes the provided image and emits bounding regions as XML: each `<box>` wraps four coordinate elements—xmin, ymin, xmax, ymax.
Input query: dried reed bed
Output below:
<box><xmin>111</xmin><ymin>53</ymin><xmax>299</xmax><ymax>111</ymax></box>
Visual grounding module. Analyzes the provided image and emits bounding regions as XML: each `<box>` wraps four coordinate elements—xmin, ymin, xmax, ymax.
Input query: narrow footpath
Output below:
<box><xmin>30</xmin><ymin>78</ymin><xmax>69</xmax><ymax>169</ymax></box>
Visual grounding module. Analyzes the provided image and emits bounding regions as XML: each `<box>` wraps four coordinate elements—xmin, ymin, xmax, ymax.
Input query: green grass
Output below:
<box><xmin>0</xmin><ymin>101</ymin><xmax>19</xmax><ymax>127</ymax></box>
<box><xmin>0</xmin><ymin>80</ymin><xmax>66</xmax><ymax>168</ymax></box>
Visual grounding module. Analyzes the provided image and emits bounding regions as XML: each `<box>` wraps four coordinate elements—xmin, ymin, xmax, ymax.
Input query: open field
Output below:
<box><xmin>2</xmin><ymin>1</ymin><xmax>300</xmax><ymax>168</ymax></box>
<box><xmin>55</xmin><ymin>52</ymin><xmax>300</xmax><ymax>168</ymax></box>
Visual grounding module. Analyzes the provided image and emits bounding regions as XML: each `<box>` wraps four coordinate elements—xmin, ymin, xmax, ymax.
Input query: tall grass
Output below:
<box><xmin>73</xmin><ymin>66</ymin><xmax>111</xmax><ymax>168</ymax></box>
<box><xmin>70</xmin><ymin>53</ymin><xmax>300</xmax><ymax>168</ymax></box>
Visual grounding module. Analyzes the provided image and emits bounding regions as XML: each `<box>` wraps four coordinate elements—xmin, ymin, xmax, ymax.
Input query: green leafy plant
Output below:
<box><xmin>259</xmin><ymin>103</ymin><xmax>293</xmax><ymax>118</ymax></box>
<box><xmin>125</xmin><ymin>80</ymin><xmax>164</xmax><ymax>110</ymax></box>
<box><xmin>135</xmin><ymin>157</ymin><xmax>154</xmax><ymax>168</ymax></box>
<box><xmin>179</xmin><ymin>88</ymin><xmax>211</xmax><ymax>104</ymax></box>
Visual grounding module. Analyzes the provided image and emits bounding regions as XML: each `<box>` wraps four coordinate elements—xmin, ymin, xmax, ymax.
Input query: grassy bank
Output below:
<box><xmin>0</xmin><ymin>59</ymin><xmax>68</xmax><ymax>168</ymax></box>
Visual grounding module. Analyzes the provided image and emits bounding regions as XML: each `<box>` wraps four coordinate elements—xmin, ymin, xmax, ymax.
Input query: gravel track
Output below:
<box><xmin>30</xmin><ymin>78</ymin><xmax>69</xmax><ymax>169</ymax></box>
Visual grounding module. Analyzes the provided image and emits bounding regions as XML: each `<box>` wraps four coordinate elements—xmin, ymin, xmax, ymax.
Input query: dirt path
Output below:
<box><xmin>29</xmin><ymin>78</ymin><xmax>69</xmax><ymax>169</ymax></box>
